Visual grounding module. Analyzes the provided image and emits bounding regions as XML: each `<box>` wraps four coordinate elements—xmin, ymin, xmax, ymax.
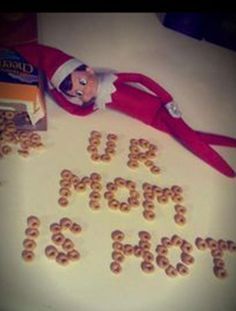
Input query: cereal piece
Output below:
<box><xmin>139</xmin><ymin>240</ymin><xmax>151</xmax><ymax>251</ymax></box>
<box><xmin>205</xmin><ymin>238</ymin><xmax>219</xmax><ymax>250</ymax></box>
<box><xmin>90</xmin><ymin>130</ymin><xmax>102</xmax><ymax>139</ymax></box>
<box><xmin>125</xmin><ymin>180</ymin><xmax>136</xmax><ymax>191</ymax></box>
<box><xmin>176</xmin><ymin>263</ymin><xmax>189</xmax><ymax>276</ymax></box>
<box><xmin>171</xmin><ymin>193</ymin><xmax>184</xmax><ymax>203</ymax></box>
<box><xmin>165</xmin><ymin>265</ymin><xmax>178</xmax><ymax>277</ymax></box>
<box><xmin>107</xmin><ymin>133</ymin><xmax>118</xmax><ymax>141</ymax></box>
<box><xmin>133</xmin><ymin>245</ymin><xmax>143</xmax><ymax>257</ymax></box>
<box><xmin>17</xmin><ymin>149</ymin><xmax>30</xmax><ymax>157</ymax></box>
<box><xmin>56</xmin><ymin>252</ymin><xmax>69</xmax><ymax>266</ymax></box>
<box><xmin>90</xmin><ymin>172</ymin><xmax>102</xmax><ymax>182</ymax></box>
<box><xmin>161</xmin><ymin>237</ymin><xmax>172</xmax><ymax>248</ymax></box>
<box><xmin>213</xmin><ymin>266</ymin><xmax>228</xmax><ymax>279</ymax></box>
<box><xmin>89</xmin><ymin>191</ymin><xmax>101</xmax><ymax>200</ymax></box>
<box><xmin>106</xmin><ymin>182</ymin><xmax>118</xmax><ymax>192</ymax></box>
<box><xmin>90</xmin><ymin>181</ymin><xmax>102</xmax><ymax>191</ymax></box>
<box><xmin>81</xmin><ymin>176</ymin><xmax>91</xmax><ymax>185</ymax></box>
<box><xmin>171</xmin><ymin>185</ymin><xmax>183</xmax><ymax>194</ymax></box>
<box><xmin>142</xmin><ymin>200</ymin><xmax>155</xmax><ymax>210</ymax></box>
<box><xmin>51</xmin><ymin>233</ymin><xmax>65</xmax><ymax>245</ymax></box>
<box><xmin>155</xmin><ymin>245</ymin><xmax>168</xmax><ymax>256</ymax></box>
<box><xmin>119</xmin><ymin>202</ymin><xmax>131</xmax><ymax>212</ymax></box>
<box><xmin>104</xmin><ymin>191</ymin><xmax>114</xmax><ymax>200</ymax></box>
<box><xmin>108</xmin><ymin>199</ymin><xmax>120</xmax><ymax>210</ymax></box>
<box><xmin>127</xmin><ymin>160</ymin><xmax>139</xmax><ymax>169</ymax></box>
<box><xmin>62</xmin><ymin>238</ymin><xmax>75</xmax><ymax>252</ymax></box>
<box><xmin>174</xmin><ymin>204</ymin><xmax>187</xmax><ymax>214</ymax></box>
<box><xmin>50</xmin><ymin>223</ymin><xmax>62</xmax><ymax>234</ymax></box>
<box><xmin>174</xmin><ymin>213</ymin><xmax>186</xmax><ymax>226</ymax></box>
<box><xmin>22</xmin><ymin>250</ymin><xmax>35</xmax><ymax>262</ymax></box>
<box><xmin>195</xmin><ymin>237</ymin><xmax>207</xmax><ymax>250</ymax></box>
<box><xmin>25</xmin><ymin>228</ymin><xmax>40</xmax><ymax>238</ymax></box>
<box><xmin>112</xmin><ymin>242</ymin><xmax>124</xmax><ymax>252</ymax></box>
<box><xmin>91</xmin><ymin>153</ymin><xmax>101</xmax><ymax>161</ymax></box>
<box><xmin>110</xmin><ymin>261</ymin><xmax>122</xmax><ymax>274</ymax></box>
<box><xmin>138</xmin><ymin>231</ymin><xmax>151</xmax><ymax>241</ymax></box>
<box><xmin>87</xmin><ymin>145</ymin><xmax>98</xmax><ymax>153</ymax></box>
<box><xmin>217</xmin><ymin>239</ymin><xmax>228</xmax><ymax>251</ymax></box>
<box><xmin>1</xmin><ymin>145</ymin><xmax>12</xmax><ymax>155</ymax></box>
<box><xmin>111</xmin><ymin>230</ymin><xmax>125</xmax><ymax>242</ymax></box>
<box><xmin>59</xmin><ymin>217</ymin><xmax>73</xmax><ymax>230</ymax></box>
<box><xmin>74</xmin><ymin>182</ymin><xmax>86</xmax><ymax>192</ymax></box>
<box><xmin>67</xmin><ymin>249</ymin><xmax>80</xmax><ymax>261</ymax></box>
<box><xmin>101</xmin><ymin>154</ymin><xmax>112</xmax><ymax>162</ymax></box>
<box><xmin>171</xmin><ymin>235</ymin><xmax>183</xmax><ymax>247</ymax></box>
<box><xmin>143</xmin><ymin>192</ymin><xmax>155</xmax><ymax>200</ymax></box>
<box><xmin>181</xmin><ymin>241</ymin><xmax>193</xmax><ymax>253</ymax></box>
<box><xmin>227</xmin><ymin>240</ymin><xmax>236</xmax><ymax>252</ymax></box>
<box><xmin>141</xmin><ymin>261</ymin><xmax>155</xmax><ymax>273</ymax></box>
<box><xmin>143</xmin><ymin>210</ymin><xmax>155</xmax><ymax>221</ymax></box>
<box><xmin>211</xmin><ymin>249</ymin><xmax>223</xmax><ymax>258</ymax></box>
<box><xmin>213</xmin><ymin>258</ymin><xmax>225</xmax><ymax>268</ymax></box>
<box><xmin>60</xmin><ymin>169</ymin><xmax>73</xmax><ymax>179</ymax></box>
<box><xmin>60</xmin><ymin>179</ymin><xmax>72</xmax><ymax>188</ymax></box>
<box><xmin>27</xmin><ymin>215</ymin><xmax>40</xmax><ymax>228</ymax></box>
<box><xmin>127</xmin><ymin>197</ymin><xmax>140</xmax><ymax>207</ymax></box>
<box><xmin>59</xmin><ymin>187</ymin><xmax>71</xmax><ymax>197</ymax></box>
<box><xmin>112</xmin><ymin>251</ymin><xmax>125</xmax><ymax>262</ymax></box>
<box><xmin>70</xmin><ymin>223</ymin><xmax>82</xmax><ymax>234</ymax></box>
<box><xmin>45</xmin><ymin>245</ymin><xmax>58</xmax><ymax>259</ymax></box>
<box><xmin>156</xmin><ymin>255</ymin><xmax>169</xmax><ymax>269</ymax></box>
<box><xmin>89</xmin><ymin>199</ymin><xmax>100</xmax><ymax>210</ymax></box>
<box><xmin>23</xmin><ymin>239</ymin><xmax>37</xmax><ymax>250</ymax></box>
<box><xmin>129</xmin><ymin>190</ymin><xmax>140</xmax><ymax>199</ymax></box>
<box><xmin>142</xmin><ymin>251</ymin><xmax>154</xmax><ymax>262</ymax></box>
<box><xmin>157</xmin><ymin>195</ymin><xmax>168</xmax><ymax>204</ymax></box>
<box><xmin>150</xmin><ymin>165</ymin><xmax>160</xmax><ymax>174</ymax></box>
<box><xmin>181</xmin><ymin>252</ymin><xmax>195</xmax><ymax>265</ymax></box>
<box><xmin>123</xmin><ymin>244</ymin><xmax>133</xmax><ymax>255</ymax></box>
<box><xmin>58</xmin><ymin>197</ymin><xmax>69</xmax><ymax>207</ymax></box>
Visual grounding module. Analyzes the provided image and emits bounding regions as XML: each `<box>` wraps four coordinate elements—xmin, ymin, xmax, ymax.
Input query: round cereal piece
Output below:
<box><xmin>89</xmin><ymin>137</ymin><xmax>101</xmax><ymax>145</ymax></box>
<box><xmin>133</xmin><ymin>245</ymin><xmax>143</xmax><ymax>257</ymax></box>
<box><xmin>161</xmin><ymin>237</ymin><xmax>172</xmax><ymax>248</ymax></box>
<box><xmin>89</xmin><ymin>199</ymin><xmax>100</xmax><ymax>210</ymax></box>
<box><xmin>90</xmin><ymin>181</ymin><xmax>102</xmax><ymax>191</ymax></box>
<box><xmin>195</xmin><ymin>237</ymin><xmax>207</xmax><ymax>250</ymax></box>
<box><xmin>119</xmin><ymin>202</ymin><xmax>131</xmax><ymax>212</ymax></box>
<box><xmin>213</xmin><ymin>266</ymin><xmax>228</xmax><ymax>279</ymax></box>
<box><xmin>142</xmin><ymin>251</ymin><xmax>154</xmax><ymax>262</ymax></box>
<box><xmin>81</xmin><ymin>176</ymin><xmax>91</xmax><ymax>185</ymax></box>
<box><xmin>142</xmin><ymin>183</ymin><xmax>153</xmax><ymax>192</ymax></box>
<box><xmin>107</xmin><ymin>133</ymin><xmax>118</xmax><ymax>141</ymax></box>
<box><xmin>108</xmin><ymin>199</ymin><xmax>120</xmax><ymax>210</ymax></box>
<box><xmin>144</xmin><ymin>159</ymin><xmax>154</xmax><ymax>168</ymax></box>
<box><xmin>143</xmin><ymin>210</ymin><xmax>155</xmax><ymax>221</ymax></box>
<box><xmin>90</xmin><ymin>130</ymin><xmax>102</xmax><ymax>138</ymax></box>
<box><xmin>50</xmin><ymin>223</ymin><xmax>62</xmax><ymax>234</ymax></box>
<box><xmin>111</xmin><ymin>230</ymin><xmax>125</xmax><ymax>242</ymax></box>
<box><xmin>143</xmin><ymin>191</ymin><xmax>155</xmax><ymax>200</ymax></box>
<box><xmin>87</xmin><ymin>145</ymin><xmax>98</xmax><ymax>153</ymax></box>
<box><xmin>56</xmin><ymin>252</ymin><xmax>69</xmax><ymax>266</ymax></box>
<box><xmin>110</xmin><ymin>261</ymin><xmax>122</xmax><ymax>274</ymax></box>
<box><xmin>211</xmin><ymin>249</ymin><xmax>223</xmax><ymax>258</ymax></box>
<box><xmin>104</xmin><ymin>191</ymin><xmax>114</xmax><ymax>200</ymax></box>
<box><xmin>176</xmin><ymin>263</ymin><xmax>189</xmax><ymax>276</ymax></box>
<box><xmin>157</xmin><ymin>195</ymin><xmax>169</xmax><ymax>204</ymax></box>
<box><xmin>62</xmin><ymin>238</ymin><xmax>75</xmax><ymax>252</ymax></box>
<box><xmin>59</xmin><ymin>217</ymin><xmax>73</xmax><ymax>230</ymax></box>
<box><xmin>106</xmin><ymin>141</ymin><xmax>116</xmax><ymax>149</ymax></box>
<box><xmin>156</xmin><ymin>255</ymin><xmax>169</xmax><ymax>269</ymax></box>
<box><xmin>91</xmin><ymin>153</ymin><xmax>101</xmax><ymax>161</ymax></box>
<box><xmin>130</xmin><ymin>138</ymin><xmax>139</xmax><ymax>146</ymax></box>
<box><xmin>112</xmin><ymin>251</ymin><xmax>125</xmax><ymax>262</ymax></box>
<box><xmin>127</xmin><ymin>197</ymin><xmax>140</xmax><ymax>207</ymax></box>
<box><xmin>25</xmin><ymin>227</ymin><xmax>40</xmax><ymax>238</ymax></box>
<box><xmin>181</xmin><ymin>241</ymin><xmax>193</xmax><ymax>253</ymax></box>
<box><xmin>174</xmin><ymin>204</ymin><xmax>187</xmax><ymax>214</ymax></box>
<box><xmin>125</xmin><ymin>180</ymin><xmax>136</xmax><ymax>191</ymax></box>
<box><xmin>205</xmin><ymin>238</ymin><xmax>219</xmax><ymax>250</ymax></box>
<box><xmin>174</xmin><ymin>213</ymin><xmax>186</xmax><ymax>226</ymax></box>
<box><xmin>152</xmin><ymin>185</ymin><xmax>163</xmax><ymax>195</ymax></box>
<box><xmin>162</xmin><ymin>188</ymin><xmax>172</xmax><ymax>197</ymax></box>
<box><xmin>1</xmin><ymin>145</ymin><xmax>12</xmax><ymax>155</ymax></box>
<box><xmin>45</xmin><ymin>245</ymin><xmax>58</xmax><ymax>259</ymax></box>
<box><xmin>67</xmin><ymin>249</ymin><xmax>80</xmax><ymax>261</ymax></box>
<box><xmin>127</xmin><ymin>160</ymin><xmax>139</xmax><ymax>169</ymax></box>
<box><xmin>112</xmin><ymin>241</ymin><xmax>124</xmax><ymax>252</ymax></box>
<box><xmin>155</xmin><ymin>245</ymin><xmax>168</xmax><ymax>256</ymax></box>
<box><xmin>213</xmin><ymin>258</ymin><xmax>225</xmax><ymax>268</ymax></box>
<box><xmin>171</xmin><ymin>185</ymin><xmax>183</xmax><ymax>194</ymax></box>
<box><xmin>106</xmin><ymin>182</ymin><xmax>118</xmax><ymax>192</ymax></box>
<box><xmin>171</xmin><ymin>193</ymin><xmax>184</xmax><ymax>203</ymax></box>
<box><xmin>59</xmin><ymin>179</ymin><xmax>72</xmax><ymax>188</ymax></box>
<box><xmin>138</xmin><ymin>231</ymin><xmax>151</xmax><ymax>241</ymax></box>
<box><xmin>58</xmin><ymin>197</ymin><xmax>69</xmax><ymax>207</ymax></box>
<box><xmin>114</xmin><ymin>177</ymin><xmax>126</xmax><ymax>187</ymax></box>
<box><xmin>5</xmin><ymin>111</ymin><xmax>15</xmax><ymax>120</ymax></box>
<box><xmin>171</xmin><ymin>235</ymin><xmax>183</xmax><ymax>247</ymax></box>
<box><xmin>90</xmin><ymin>172</ymin><xmax>102</xmax><ymax>182</ymax></box>
<box><xmin>165</xmin><ymin>265</ymin><xmax>178</xmax><ymax>277</ymax></box>
<box><xmin>105</xmin><ymin>147</ymin><xmax>116</xmax><ymax>155</ymax></box>
<box><xmin>145</xmin><ymin>150</ymin><xmax>156</xmax><ymax>159</ymax></box>
<box><xmin>27</xmin><ymin>215</ymin><xmax>40</xmax><ymax>228</ymax></box>
<box><xmin>139</xmin><ymin>240</ymin><xmax>151</xmax><ymax>251</ymax></box>
<box><xmin>217</xmin><ymin>239</ymin><xmax>228</xmax><ymax>251</ymax></box>
<box><xmin>70</xmin><ymin>223</ymin><xmax>82</xmax><ymax>234</ymax></box>
<box><xmin>74</xmin><ymin>182</ymin><xmax>86</xmax><ymax>192</ymax></box>
<box><xmin>60</xmin><ymin>169</ymin><xmax>73</xmax><ymax>179</ymax></box>
<box><xmin>51</xmin><ymin>233</ymin><xmax>65</xmax><ymax>245</ymax></box>
<box><xmin>23</xmin><ymin>239</ymin><xmax>37</xmax><ymax>250</ymax></box>
<box><xmin>142</xmin><ymin>200</ymin><xmax>155</xmax><ymax>210</ymax></box>
<box><xmin>123</xmin><ymin>244</ymin><xmax>133</xmax><ymax>255</ymax></box>
<box><xmin>227</xmin><ymin>240</ymin><xmax>236</xmax><ymax>252</ymax></box>
<box><xmin>150</xmin><ymin>165</ymin><xmax>161</xmax><ymax>174</ymax></box>
<box><xmin>137</xmin><ymin>153</ymin><xmax>147</xmax><ymax>162</ymax></box>
<box><xmin>59</xmin><ymin>187</ymin><xmax>71</xmax><ymax>197</ymax></box>
<box><xmin>89</xmin><ymin>191</ymin><xmax>101</xmax><ymax>200</ymax></box>
<box><xmin>141</xmin><ymin>261</ymin><xmax>155</xmax><ymax>273</ymax></box>
<box><xmin>181</xmin><ymin>252</ymin><xmax>195</xmax><ymax>265</ymax></box>
<box><xmin>129</xmin><ymin>190</ymin><xmax>140</xmax><ymax>199</ymax></box>
<box><xmin>22</xmin><ymin>250</ymin><xmax>35</xmax><ymax>262</ymax></box>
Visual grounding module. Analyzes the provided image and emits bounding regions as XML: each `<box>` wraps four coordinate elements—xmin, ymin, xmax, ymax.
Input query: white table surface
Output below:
<box><xmin>1</xmin><ymin>13</ymin><xmax>236</xmax><ymax>311</ymax></box>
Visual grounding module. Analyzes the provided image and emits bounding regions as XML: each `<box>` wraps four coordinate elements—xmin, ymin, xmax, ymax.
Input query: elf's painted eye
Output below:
<box><xmin>76</xmin><ymin>90</ymin><xmax>83</xmax><ymax>97</ymax></box>
<box><xmin>80</xmin><ymin>78</ymin><xmax>87</xmax><ymax>86</ymax></box>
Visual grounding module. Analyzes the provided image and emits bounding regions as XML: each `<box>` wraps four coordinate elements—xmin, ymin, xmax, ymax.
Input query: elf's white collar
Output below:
<box><xmin>93</xmin><ymin>69</ymin><xmax>118</xmax><ymax>111</ymax></box>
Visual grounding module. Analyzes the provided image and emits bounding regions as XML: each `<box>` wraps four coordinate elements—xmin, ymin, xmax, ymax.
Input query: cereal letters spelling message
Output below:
<box><xmin>11</xmin><ymin>129</ymin><xmax>235</xmax><ymax>279</ymax></box>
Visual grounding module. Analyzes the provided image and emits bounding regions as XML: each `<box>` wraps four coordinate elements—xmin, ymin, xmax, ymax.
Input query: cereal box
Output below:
<box><xmin>0</xmin><ymin>47</ymin><xmax>47</xmax><ymax>130</ymax></box>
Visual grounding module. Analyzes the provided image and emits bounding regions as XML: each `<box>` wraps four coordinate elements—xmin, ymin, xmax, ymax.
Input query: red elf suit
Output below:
<box><xmin>14</xmin><ymin>43</ymin><xmax>236</xmax><ymax>178</ymax></box>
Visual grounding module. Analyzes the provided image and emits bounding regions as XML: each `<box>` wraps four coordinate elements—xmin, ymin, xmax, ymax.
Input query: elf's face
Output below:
<box><xmin>67</xmin><ymin>67</ymin><xmax>98</xmax><ymax>103</ymax></box>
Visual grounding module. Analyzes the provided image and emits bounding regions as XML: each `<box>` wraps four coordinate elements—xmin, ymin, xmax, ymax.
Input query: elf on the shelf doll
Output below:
<box><xmin>14</xmin><ymin>43</ymin><xmax>236</xmax><ymax>178</ymax></box>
